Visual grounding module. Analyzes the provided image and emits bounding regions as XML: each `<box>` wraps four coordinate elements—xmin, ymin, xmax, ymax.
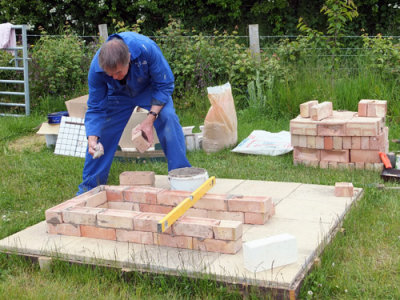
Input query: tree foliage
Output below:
<box><xmin>0</xmin><ymin>0</ymin><xmax>399</xmax><ymax>36</ymax></box>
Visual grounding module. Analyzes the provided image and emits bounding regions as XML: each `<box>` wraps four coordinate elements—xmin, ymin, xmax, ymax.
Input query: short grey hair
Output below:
<box><xmin>98</xmin><ymin>38</ymin><xmax>130</xmax><ymax>71</ymax></box>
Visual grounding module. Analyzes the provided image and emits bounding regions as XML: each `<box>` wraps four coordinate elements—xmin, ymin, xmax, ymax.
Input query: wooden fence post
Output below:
<box><xmin>249</xmin><ymin>24</ymin><xmax>260</xmax><ymax>62</ymax></box>
<box><xmin>98</xmin><ymin>24</ymin><xmax>108</xmax><ymax>42</ymax></box>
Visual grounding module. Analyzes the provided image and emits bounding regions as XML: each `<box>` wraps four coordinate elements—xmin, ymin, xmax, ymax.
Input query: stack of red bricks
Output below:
<box><xmin>290</xmin><ymin>99</ymin><xmax>388</xmax><ymax>169</ymax></box>
<box><xmin>46</xmin><ymin>185</ymin><xmax>275</xmax><ymax>254</ymax></box>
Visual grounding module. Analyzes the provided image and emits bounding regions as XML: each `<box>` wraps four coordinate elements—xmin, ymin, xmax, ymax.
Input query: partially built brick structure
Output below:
<box><xmin>45</xmin><ymin>184</ymin><xmax>275</xmax><ymax>254</ymax></box>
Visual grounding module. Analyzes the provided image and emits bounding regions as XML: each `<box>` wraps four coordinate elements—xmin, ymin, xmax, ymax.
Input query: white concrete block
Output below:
<box><xmin>243</xmin><ymin>233</ymin><xmax>297</xmax><ymax>272</ymax></box>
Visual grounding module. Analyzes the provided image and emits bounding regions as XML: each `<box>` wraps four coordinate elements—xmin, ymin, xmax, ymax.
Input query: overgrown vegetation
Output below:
<box><xmin>1</xmin><ymin>0</ymin><xmax>400</xmax><ymax>299</ymax></box>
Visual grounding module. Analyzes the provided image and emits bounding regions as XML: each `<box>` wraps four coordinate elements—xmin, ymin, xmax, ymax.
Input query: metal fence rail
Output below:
<box><xmin>0</xmin><ymin>24</ymin><xmax>30</xmax><ymax>117</ymax></box>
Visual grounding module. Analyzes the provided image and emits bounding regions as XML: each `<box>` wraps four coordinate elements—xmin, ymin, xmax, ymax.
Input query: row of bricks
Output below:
<box><xmin>290</xmin><ymin>112</ymin><xmax>385</xmax><ymax>137</ymax></box>
<box><xmin>46</xmin><ymin>222</ymin><xmax>241</xmax><ymax>254</ymax></box>
<box><xmin>291</xmin><ymin>126</ymin><xmax>388</xmax><ymax>151</ymax></box>
<box><xmin>294</xmin><ymin>159</ymin><xmax>384</xmax><ymax>171</ymax></box>
<box><xmin>47</xmin><ymin>206</ymin><xmax>242</xmax><ymax>241</ymax></box>
<box><xmin>46</xmin><ymin>188</ymin><xmax>274</xmax><ymax>226</ymax></box>
<box><xmin>300</xmin><ymin>100</ymin><xmax>387</xmax><ymax>120</ymax></box>
<box><xmin>98</xmin><ymin>200</ymin><xmax>272</xmax><ymax>225</ymax></box>
<box><xmin>293</xmin><ymin>147</ymin><xmax>384</xmax><ymax>163</ymax></box>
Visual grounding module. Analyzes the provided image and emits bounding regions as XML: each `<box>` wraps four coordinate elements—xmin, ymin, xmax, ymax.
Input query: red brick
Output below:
<box><xmin>306</xmin><ymin>136</ymin><xmax>316</xmax><ymax>148</ymax></box>
<box><xmin>298</xmin><ymin>135</ymin><xmax>307</xmax><ymax>147</ymax></box>
<box><xmin>139</xmin><ymin>203</ymin><xmax>173</xmax><ymax>214</ymax></box>
<box><xmin>207</xmin><ymin>211</ymin><xmax>244</xmax><ymax>222</ymax></box>
<box><xmin>194</xmin><ymin>194</ymin><xmax>228</xmax><ymax>211</ymax></box>
<box><xmin>124</xmin><ymin>186</ymin><xmax>164</xmax><ymax>204</ymax></box>
<box><xmin>324</xmin><ymin>137</ymin><xmax>333</xmax><ymax>150</ymax></box>
<box><xmin>193</xmin><ymin>238</ymin><xmax>242</xmax><ymax>254</ymax></box>
<box><xmin>85</xmin><ymin>191</ymin><xmax>107</xmax><ymax>207</ymax></box>
<box><xmin>133</xmin><ymin>212</ymin><xmax>171</xmax><ymax>233</ymax></box>
<box><xmin>317</xmin><ymin>112</ymin><xmax>352</xmax><ymax>136</ymax></box>
<box><xmin>156</xmin><ymin>190</ymin><xmax>190</xmax><ymax>206</ymax></box>
<box><xmin>155</xmin><ymin>234</ymin><xmax>193</xmax><ymax>249</ymax></box>
<box><xmin>334</xmin><ymin>182</ymin><xmax>354</xmax><ymax>197</ymax></box>
<box><xmin>355</xmin><ymin>162</ymin><xmax>365</xmax><ymax>169</ymax></box>
<box><xmin>320</xmin><ymin>150</ymin><xmax>349</xmax><ymax>163</ymax></box>
<box><xmin>290</xmin><ymin>117</ymin><xmax>318</xmax><ymax>136</ymax></box>
<box><xmin>361</xmin><ymin>137</ymin><xmax>370</xmax><ymax>150</ymax></box>
<box><xmin>293</xmin><ymin>147</ymin><xmax>320</xmax><ymax>161</ymax></box>
<box><xmin>172</xmin><ymin>216</ymin><xmax>219</xmax><ymax>238</ymax></box>
<box><xmin>108</xmin><ymin>201</ymin><xmax>135</xmax><ymax>210</ymax></box>
<box><xmin>131</xmin><ymin>125</ymin><xmax>151</xmax><ymax>153</ymax></box>
<box><xmin>46</xmin><ymin>222</ymin><xmax>57</xmax><ymax>234</ymax></box>
<box><xmin>319</xmin><ymin>161</ymin><xmax>329</xmax><ymax>169</ymax></box>
<box><xmin>244</xmin><ymin>212</ymin><xmax>272</xmax><ymax>225</ymax></box>
<box><xmin>342</xmin><ymin>137</ymin><xmax>352</xmax><ymax>149</ymax></box>
<box><xmin>328</xmin><ymin>161</ymin><xmax>338</xmax><ymax>169</ymax></box>
<box><xmin>45</xmin><ymin>209</ymin><xmax>64</xmax><ymax>224</ymax></box>
<box><xmin>97</xmin><ymin>209</ymin><xmax>140</xmax><ymax>229</ymax></box>
<box><xmin>358</xmin><ymin>100</ymin><xmax>368</xmax><ymax>117</ymax></box>
<box><xmin>300</xmin><ymin>100</ymin><xmax>318</xmax><ymax>118</ymax></box>
<box><xmin>116</xmin><ymin>230</ymin><xmax>154</xmax><ymax>244</ymax></box>
<box><xmin>47</xmin><ymin>223</ymin><xmax>81</xmax><ymax>237</ymax></box>
<box><xmin>359</xmin><ymin>99</ymin><xmax>387</xmax><ymax>117</ymax></box>
<box><xmin>316</xmin><ymin>136</ymin><xmax>324</xmax><ymax>149</ymax></box>
<box><xmin>119</xmin><ymin>171</ymin><xmax>155</xmax><ymax>186</ymax></box>
<box><xmin>212</xmin><ymin>220</ymin><xmax>243</xmax><ymax>241</ymax></box>
<box><xmin>184</xmin><ymin>208</ymin><xmax>209</xmax><ymax>218</ymax></box>
<box><xmin>310</xmin><ymin>101</ymin><xmax>333</xmax><ymax>121</ymax></box>
<box><xmin>350</xmin><ymin>150</ymin><xmax>381</xmax><ymax>163</ymax></box>
<box><xmin>346</xmin><ymin>116</ymin><xmax>381</xmax><ymax>136</ymax></box>
<box><xmin>294</xmin><ymin>159</ymin><xmax>319</xmax><ymax>167</ymax></box>
<box><xmin>227</xmin><ymin>196</ymin><xmax>272</xmax><ymax>213</ymax></box>
<box><xmin>104</xmin><ymin>185</ymin><xmax>130</xmax><ymax>202</ymax></box>
<box><xmin>369</xmin><ymin>129</ymin><xmax>386</xmax><ymax>151</ymax></box>
<box><xmin>332</xmin><ymin>136</ymin><xmax>342</xmax><ymax>150</ymax></box>
<box><xmin>81</xmin><ymin>225</ymin><xmax>116</xmax><ymax>240</ymax></box>
<box><xmin>62</xmin><ymin>207</ymin><xmax>105</xmax><ymax>226</ymax></box>
<box><xmin>291</xmin><ymin>134</ymin><xmax>299</xmax><ymax>147</ymax></box>
<box><xmin>351</xmin><ymin>136</ymin><xmax>361</xmax><ymax>149</ymax></box>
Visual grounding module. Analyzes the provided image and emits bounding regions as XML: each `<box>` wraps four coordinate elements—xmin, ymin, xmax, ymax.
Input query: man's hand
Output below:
<box><xmin>134</xmin><ymin>105</ymin><xmax>162</xmax><ymax>145</ymax></box>
<box><xmin>87</xmin><ymin>135</ymin><xmax>99</xmax><ymax>156</ymax></box>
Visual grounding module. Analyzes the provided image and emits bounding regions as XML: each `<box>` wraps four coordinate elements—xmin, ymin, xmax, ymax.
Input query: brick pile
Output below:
<box><xmin>290</xmin><ymin>99</ymin><xmax>388</xmax><ymax>170</ymax></box>
<box><xmin>46</xmin><ymin>185</ymin><xmax>275</xmax><ymax>254</ymax></box>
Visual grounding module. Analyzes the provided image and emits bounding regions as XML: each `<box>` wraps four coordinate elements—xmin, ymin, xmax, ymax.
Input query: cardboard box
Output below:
<box><xmin>65</xmin><ymin>95</ymin><xmax>88</xmax><ymax>118</ymax></box>
<box><xmin>64</xmin><ymin>95</ymin><xmax>159</xmax><ymax>150</ymax></box>
<box><xmin>36</xmin><ymin>122</ymin><xmax>60</xmax><ymax>147</ymax></box>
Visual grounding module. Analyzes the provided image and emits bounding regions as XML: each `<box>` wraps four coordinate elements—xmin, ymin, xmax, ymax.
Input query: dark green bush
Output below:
<box><xmin>30</xmin><ymin>28</ymin><xmax>96</xmax><ymax>102</ymax></box>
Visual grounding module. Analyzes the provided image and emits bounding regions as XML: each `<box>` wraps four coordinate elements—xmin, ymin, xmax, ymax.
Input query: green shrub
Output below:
<box><xmin>155</xmin><ymin>18</ymin><xmax>289</xmax><ymax>109</ymax></box>
<box><xmin>30</xmin><ymin>28</ymin><xmax>91</xmax><ymax>103</ymax></box>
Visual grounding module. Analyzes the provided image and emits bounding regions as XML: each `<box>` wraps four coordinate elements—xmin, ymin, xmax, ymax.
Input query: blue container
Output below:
<box><xmin>48</xmin><ymin>111</ymin><xmax>69</xmax><ymax>124</ymax></box>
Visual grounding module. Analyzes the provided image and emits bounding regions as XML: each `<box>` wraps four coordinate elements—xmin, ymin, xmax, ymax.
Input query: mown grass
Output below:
<box><xmin>1</xmin><ymin>64</ymin><xmax>400</xmax><ymax>299</ymax></box>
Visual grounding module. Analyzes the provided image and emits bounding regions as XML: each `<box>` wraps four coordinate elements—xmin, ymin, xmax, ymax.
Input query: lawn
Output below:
<box><xmin>0</xmin><ymin>104</ymin><xmax>399</xmax><ymax>299</ymax></box>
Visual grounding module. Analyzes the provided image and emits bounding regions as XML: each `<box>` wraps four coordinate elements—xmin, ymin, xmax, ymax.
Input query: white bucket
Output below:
<box><xmin>168</xmin><ymin>167</ymin><xmax>209</xmax><ymax>191</ymax></box>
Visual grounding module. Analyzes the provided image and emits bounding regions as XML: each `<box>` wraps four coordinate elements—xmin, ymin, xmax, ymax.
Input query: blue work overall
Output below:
<box><xmin>77</xmin><ymin>32</ymin><xmax>190</xmax><ymax>195</ymax></box>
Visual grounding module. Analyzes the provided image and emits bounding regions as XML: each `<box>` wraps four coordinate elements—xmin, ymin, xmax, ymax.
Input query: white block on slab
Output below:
<box><xmin>243</xmin><ymin>233</ymin><xmax>297</xmax><ymax>272</ymax></box>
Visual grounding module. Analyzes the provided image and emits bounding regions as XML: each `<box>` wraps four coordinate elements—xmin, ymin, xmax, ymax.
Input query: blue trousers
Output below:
<box><xmin>77</xmin><ymin>96</ymin><xmax>191</xmax><ymax>195</ymax></box>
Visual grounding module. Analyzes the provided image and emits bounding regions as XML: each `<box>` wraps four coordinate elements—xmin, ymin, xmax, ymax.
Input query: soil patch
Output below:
<box><xmin>8</xmin><ymin>134</ymin><xmax>46</xmax><ymax>152</ymax></box>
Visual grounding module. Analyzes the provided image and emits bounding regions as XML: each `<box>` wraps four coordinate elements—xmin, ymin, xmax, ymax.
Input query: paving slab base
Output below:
<box><xmin>0</xmin><ymin>176</ymin><xmax>363</xmax><ymax>299</ymax></box>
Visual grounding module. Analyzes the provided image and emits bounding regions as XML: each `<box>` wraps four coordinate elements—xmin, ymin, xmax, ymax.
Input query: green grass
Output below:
<box><xmin>1</xmin><ymin>63</ymin><xmax>400</xmax><ymax>298</ymax></box>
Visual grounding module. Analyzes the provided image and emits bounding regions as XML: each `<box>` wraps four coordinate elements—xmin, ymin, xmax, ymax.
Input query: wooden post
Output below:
<box><xmin>98</xmin><ymin>24</ymin><xmax>108</xmax><ymax>42</ymax></box>
<box><xmin>249</xmin><ymin>24</ymin><xmax>260</xmax><ymax>62</ymax></box>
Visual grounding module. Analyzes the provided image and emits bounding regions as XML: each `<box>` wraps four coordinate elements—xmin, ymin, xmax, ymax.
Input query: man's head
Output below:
<box><xmin>99</xmin><ymin>38</ymin><xmax>130</xmax><ymax>80</ymax></box>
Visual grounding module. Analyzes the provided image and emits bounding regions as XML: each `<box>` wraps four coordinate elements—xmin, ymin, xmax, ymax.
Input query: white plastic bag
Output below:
<box><xmin>232</xmin><ymin>130</ymin><xmax>293</xmax><ymax>156</ymax></box>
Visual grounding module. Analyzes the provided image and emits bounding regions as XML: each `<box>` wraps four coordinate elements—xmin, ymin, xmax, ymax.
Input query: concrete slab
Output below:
<box><xmin>0</xmin><ymin>176</ymin><xmax>363</xmax><ymax>298</ymax></box>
